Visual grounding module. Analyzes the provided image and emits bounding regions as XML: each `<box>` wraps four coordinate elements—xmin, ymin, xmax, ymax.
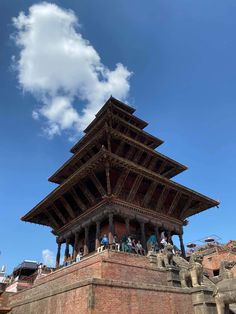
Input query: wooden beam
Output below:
<box><xmin>113</xmin><ymin>168</ymin><xmax>130</xmax><ymax>195</ymax></box>
<box><xmin>77</xmin><ymin>181</ymin><xmax>95</xmax><ymax>205</ymax></box>
<box><xmin>157</xmin><ymin>161</ymin><xmax>167</xmax><ymax>174</ymax></box>
<box><xmin>52</xmin><ymin>203</ymin><xmax>67</xmax><ymax>225</ymax></box>
<box><xmin>180</xmin><ymin>197</ymin><xmax>195</xmax><ymax>219</ymax></box>
<box><xmin>95</xmin><ymin>142</ymin><xmax>101</xmax><ymax>151</ymax></box>
<box><xmin>133</xmin><ymin>150</ymin><xmax>143</xmax><ymax>163</ymax></box>
<box><xmin>167</xmin><ymin>191</ymin><xmax>182</xmax><ymax>215</ymax></box>
<box><xmin>155</xmin><ymin>186</ymin><xmax>170</xmax><ymax>212</ymax></box>
<box><xmin>60</xmin><ymin>196</ymin><xmax>76</xmax><ymax>219</ymax></box>
<box><xmin>105</xmin><ymin>162</ymin><xmax>111</xmax><ymax>195</ymax></box>
<box><xmin>115</xmin><ymin>141</ymin><xmax>126</xmax><ymax>155</ymax></box>
<box><xmin>87</xmin><ymin>150</ymin><xmax>94</xmax><ymax>158</ymax></box>
<box><xmin>70</xmin><ymin>188</ymin><xmax>87</xmax><ymax>212</ymax></box>
<box><xmin>142</xmin><ymin>181</ymin><xmax>158</xmax><ymax>207</ymax></box>
<box><xmin>126</xmin><ymin>146</ymin><xmax>136</xmax><ymax>159</ymax></box>
<box><xmin>127</xmin><ymin>175</ymin><xmax>143</xmax><ymax>202</ymax></box>
<box><xmin>45</xmin><ymin>210</ymin><xmax>60</xmax><ymax>229</ymax></box>
<box><xmin>162</xmin><ymin>167</ymin><xmax>175</xmax><ymax>178</ymax></box>
<box><xmin>90</xmin><ymin>172</ymin><xmax>106</xmax><ymax>196</ymax></box>
<box><xmin>141</xmin><ymin>154</ymin><xmax>152</xmax><ymax>167</ymax></box>
<box><xmin>148</xmin><ymin>157</ymin><xmax>157</xmax><ymax>171</ymax></box>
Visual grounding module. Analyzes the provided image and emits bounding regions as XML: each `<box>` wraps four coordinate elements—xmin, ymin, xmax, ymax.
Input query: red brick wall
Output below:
<box><xmin>9</xmin><ymin>251</ymin><xmax>193</xmax><ymax>314</ymax></box>
<box><xmin>94</xmin><ymin>285</ymin><xmax>192</xmax><ymax>314</ymax></box>
<box><xmin>202</xmin><ymin>250</ymin><xmax>236</xmax><ymax>277</ymax></box>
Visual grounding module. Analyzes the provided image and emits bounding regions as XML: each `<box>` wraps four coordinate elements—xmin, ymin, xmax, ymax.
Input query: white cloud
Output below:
<box><xmin>42</xmin><ymin>249</ymin><xmax>55</xmax><ymax>267</ymax></box>
<box><xmin>12</xmin><ymin>2</ymin><xmax>132</xmax><ymax>138</ymax></box>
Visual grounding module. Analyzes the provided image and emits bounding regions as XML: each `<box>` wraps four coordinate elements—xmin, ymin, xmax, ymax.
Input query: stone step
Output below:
<box><xmin>230</xmin><ymin>304</ymin><xmax>236</xmax><ymax>313</ymax></box>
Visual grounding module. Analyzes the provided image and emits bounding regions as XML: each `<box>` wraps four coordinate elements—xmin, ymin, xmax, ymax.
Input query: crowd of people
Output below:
<box><xmin>100</xmin><ymin>234</ymin><xmax>146</xmax><ymax>255</ymax></box>
<box><xmin>99</xmin><ymin>231</ymin><xmax>175</xmax><ymax>256</ymax></box>
<box><xmin>63</xmin><ymin>231</ymin><xmax>178</xmax><ymax>267</ymax></box>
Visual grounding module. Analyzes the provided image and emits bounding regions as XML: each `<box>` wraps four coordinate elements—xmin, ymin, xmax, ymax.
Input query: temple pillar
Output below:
<box><xmin>84</xmin><ymin>226</ymin><xmax>89</xmax><ymax>255</ymax></box>
<box><xmin>95</xmin><ymin>221</ymin><xmax>101</xmax><ymax>250</ymax></box>
<box><xmin>56</xmin><ymin>240</ymin><xmax>61</xmax><ymax>268</ymax></box>
<box><xmin>167</xmin><ymin>230</ymin><xmax>172</xmax><ymax>243</ymax></box>
<box><xmin>64</xmin><ymin>237</ymin><xmax>70</xmax><ymax>261</ymax></box>
<box><xmin>73</xmin><ymin>232</ymin><xmax>79</xmax><ymax>260</ymax></box>
<box><xmin>108</xmin><ymin>213</ymin><xmax>114</xmax><ymax>244</ymax></box>
<box><xmin>155</xmin><ymin>225</ymin><xmax>160</xmax><ymax>246</ymax></box>
<box><xmin>179</xmin><ymin>233</ymin><xmax>186</xmax><ymax>258</ymax></box>
<box><xmin>140</xmin><ymin>221</ymin><xmax>146</xmax><ymax>250</ymax></box>
<box><xmin>125</xmin><ymin>217</ymin><xmax>130</xmax><ymax>235</ymax></box>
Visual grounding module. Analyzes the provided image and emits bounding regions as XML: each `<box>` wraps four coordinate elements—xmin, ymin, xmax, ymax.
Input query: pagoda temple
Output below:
<box><xmin>22</xmin><ymin>97</ymin><xmax>219</xmax><ymax>266</ymax></box>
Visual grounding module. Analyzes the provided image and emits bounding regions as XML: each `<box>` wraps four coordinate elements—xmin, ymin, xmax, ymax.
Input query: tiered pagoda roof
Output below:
<box><xmin>22</xmin><ymin>97</ymin><xmax>219</xmax><ymax>237</ymax></box>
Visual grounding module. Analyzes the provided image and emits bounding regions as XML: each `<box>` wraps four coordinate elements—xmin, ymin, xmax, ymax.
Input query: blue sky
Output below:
<box><xmin>1</xmin><ymin>0</ymin><xmax>236</xmax><ymax>272</ymax></box>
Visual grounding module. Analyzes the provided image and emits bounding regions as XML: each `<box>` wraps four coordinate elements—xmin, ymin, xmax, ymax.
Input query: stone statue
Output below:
<box><xmin>213</xmin><ymin>260</ymin><xmax>236</xmax><ymax>314</ymax></box>
<box><xmin>157</xmin><ymin>243</ymin><xmax>174</xmax><ymax>268</ymax></box>
<box><xmin>179</xmin><ymin>253</ymin><xmax>203</xmax><ymax>288</ymax></box>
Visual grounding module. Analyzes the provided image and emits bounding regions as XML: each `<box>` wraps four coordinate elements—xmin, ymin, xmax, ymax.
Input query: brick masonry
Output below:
<box><xmin>8</xmin><ymin>251</ymin><xmax>196</xmax><ymax>314</ymax></box>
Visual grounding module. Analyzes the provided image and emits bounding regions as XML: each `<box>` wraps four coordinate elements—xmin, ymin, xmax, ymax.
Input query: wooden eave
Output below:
<box><xmin>83</xmin><ymin>97</ymin><xmax>145</xmax><ymax>134</ymax></box>
<box><xmin>22</xmin><ymin>148</ymin><xmax>219</xmax><ymax>227</ymax></box>
<box><xmin>49</xmin><ymin>127</ymin><xmax>106</xmax><ymax>183</ymax></box>
<box><xmin>71</xmin><ymin>110</ymin><xmax>163</xmax><ymax>155</ymax></box>
<box><xmin>110</xmin><ymin>128</ymin><xmax>187</xmax><ymax>177</ymax></box>
<box><xmin>107</xmin><ymin>152</ymin><xmax>219</xmax><ymax>217</ymax></box>
<box><xmin>21</xmin><ymin>148</ymin><xmax>107</xmax><ymax>223</ymax></box>
<box><xmin>49</xmin><ymin>122</ymin><xmax>184</xmax><ymax>185</ymax></box>
<box><xmin>55</xmin><ymin>198</ymin><xmax>184</xmax><ymax>237</ymax></box>
<box><xmin>95</xmin><ymin>96</ymin><xmax>135</xmax><ymax>116</ymax></box>
<box><xmin>111</xmin><ymin>114</ymin><xmax>164</xmax><ymax>148</ymax></box>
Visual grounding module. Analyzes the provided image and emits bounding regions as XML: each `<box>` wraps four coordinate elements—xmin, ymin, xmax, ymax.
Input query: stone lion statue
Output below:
<box><xmin>179</xmin><ymin>253</ymin><xmax>203</xmax><ymax>288</ymax></box>
<box><xmin>213</xmin><ymin>260</ymin><xmax>236</xmax><ymax>314</ymax></box>
<box><xmin>157</xmin><ymin>243</ymin><xmax>174</xmax><ymax>268</ymax></box>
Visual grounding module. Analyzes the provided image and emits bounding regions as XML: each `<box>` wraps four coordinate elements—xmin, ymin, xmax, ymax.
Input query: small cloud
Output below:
<box><xmin>12</xmin><ymin>2</ymin><xmax>132</xmax><ymax>139</ymax></box>
<box><xmin>42</xmin><ymin>249</ymin><xmax>55</xmax><ymax>267</ymax></box>
<box><xmin>32</xmin><ymin>110</ymin><xmax>39</xmax><ymax>120</ymax></box>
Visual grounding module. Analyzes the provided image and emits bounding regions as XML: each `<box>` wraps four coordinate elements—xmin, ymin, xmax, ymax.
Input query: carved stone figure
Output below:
<box><xmin>157</xmin><ymin>243</ymin><xmax>174</xmax><ymax>268</ymax></box>
<box><xmin>213</xmin><ymin>260</ymin><xmax>236</xmax><ymax>314</ymax></box>
<box><xmin>179</xmin><ymin>253</ymin><xmax>203</xmax><ymax>288</ymax></box>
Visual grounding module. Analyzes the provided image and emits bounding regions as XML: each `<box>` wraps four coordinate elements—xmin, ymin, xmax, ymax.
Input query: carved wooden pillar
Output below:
<box><xmin>155</xmin><ymin>225</ymin><xmax>161</xmax><ymax>246</ymax></box>
<box><xmin>95</xmin><ymin>221</ymin><xmax>101</xmax><ymax>250</ymax></box>
<box><xmin>140</xmin><ymin>221</ymin><xmax>146</xmax><ymax>250</ymax></box>
<box><xmin>179</xmin><ymin>233</ymin><xmax>186</xmax><ymax>258</ymax></box>
<box><xmin>108</xmin><ymin>213</ymin><xmax>114</xmax><ymax>244</ymax></box>
<box><xmin>64</xmin><ymin>238</ymin><xmax>70</xmax><ymax>261</ymax></box>
<box><xmin>73</xmin><ymin>232</ymin><xmax>79</xmax><ymax>260</ymax></box>
<box><xmin>167</xmin><ymin>230</ymin><xmax>172</xmax><ymax>243</ymax></box>
<box><xmin>125</xmin><ymin>217</ymin><xmax>130</xmax><ymax>235</ymax></box>
<box><xmin>56</xmin><ymin>240</ymin><xmax>61</xmax><ymax>268</ymax></box>
<box><xmin>84</xmin><ymin>226</ymin><xmax>89</xmax><ymax>255</ymax></box>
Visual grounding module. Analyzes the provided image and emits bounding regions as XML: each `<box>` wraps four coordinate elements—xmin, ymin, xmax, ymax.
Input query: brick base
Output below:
<box><xmin>8</xmin><ymin>251</ymin><xmax>206</xmax><ymax>314</ymax></box>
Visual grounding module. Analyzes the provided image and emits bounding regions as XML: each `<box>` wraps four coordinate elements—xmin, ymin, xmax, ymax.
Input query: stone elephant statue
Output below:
<box><xmin>179</xmin><ymin>253</ymin><xmax>203</xmax><ymax>288</ymax></box>
<box><xmin>213</xmin><ymin>260</ymin><xmax>236</xmax><ymax>314</ymax></box>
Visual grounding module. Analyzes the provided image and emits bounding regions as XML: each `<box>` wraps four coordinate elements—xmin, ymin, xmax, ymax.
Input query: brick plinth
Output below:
<box><xmin>9</xmin><ymin>251</ymin><xmax>195</xmax><ymax>314</ymax></box>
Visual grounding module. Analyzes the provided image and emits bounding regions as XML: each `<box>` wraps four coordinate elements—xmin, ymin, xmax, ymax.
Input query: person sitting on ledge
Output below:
<box><xmin>121</xmin><ymin>234</ymin><xmax>128</xmax><ymax>252</ymax></box>
<box><xmin>135</xmin><ymin>240</ymin><xmax>145</xmax><ymax>255</ymax></box>
<box><xmin>101</xmin><ymin>234</ymin><xmax>109</xmax><ymax>248</ymax></box>
<box><xmin>112</xmin><ymin>234</ymin><xmax>120</xmax><ymax>251</ymax></box>
<box><xmin>127</xmin><ymin>236</ymin><xmax>133</xmax><ymax>252</ymax></box>
<box><xmin>76</xmin><ymin>251</ymin><xmax>83</xmax><ymax>262</ymax></box>
<box><xmin>131</xmin><ymin>238</ymin><xmax>137</xmax><ymax>253</ymax></box>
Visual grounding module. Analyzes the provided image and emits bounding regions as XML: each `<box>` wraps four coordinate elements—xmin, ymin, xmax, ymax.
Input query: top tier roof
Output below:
<box><xmin>49</xmin><ymin>97</ymin><xmax>187</xmax><ymax>184</ymax></box>
<box><xmin>70</xmin><ymin>97</ymin><xmax>162</xmax><ymax>154</ymax></box>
